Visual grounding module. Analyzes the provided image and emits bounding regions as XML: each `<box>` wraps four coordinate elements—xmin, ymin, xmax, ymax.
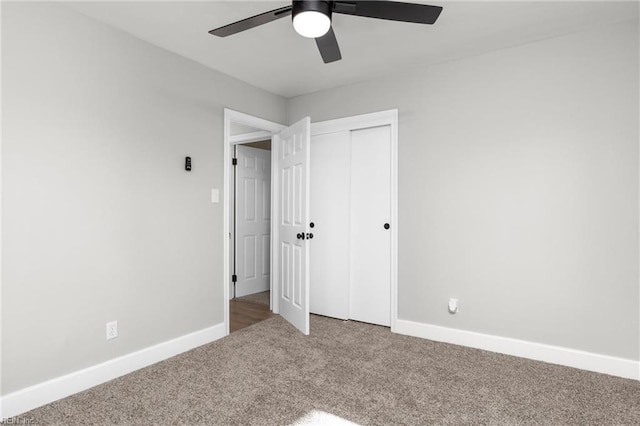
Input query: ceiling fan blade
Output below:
<box><xmin>333</xmin><ymin>1</ymin><xmax>442</xmax><ymax>25</ymax></box>
<box><xmin>315</xmin><ymin>27</ymin><xmax>342</xmax><ymax>63</ymax></box>
<box><xmin>209</xmin><ymin>5</ymin><xmax>292</xmax><ymax>37</ymax></box>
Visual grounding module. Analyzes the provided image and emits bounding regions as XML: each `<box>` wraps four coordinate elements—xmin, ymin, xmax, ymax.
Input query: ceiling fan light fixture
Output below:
<box><xmin>293</xmin><ymin>11</ymin><xmax>331</xmax><ymax>38</ymax></box>
<box><xmin>292</xmin><ymin>1</ymin><xmax>332</xmax><ymax>38</ymax></box>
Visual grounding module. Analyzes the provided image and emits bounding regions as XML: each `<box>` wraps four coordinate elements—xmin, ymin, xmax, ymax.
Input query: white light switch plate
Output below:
<box><xmin>211</xmin><ymin>188</ymin><xmax>219</xmax><ymax>203</ymax></box>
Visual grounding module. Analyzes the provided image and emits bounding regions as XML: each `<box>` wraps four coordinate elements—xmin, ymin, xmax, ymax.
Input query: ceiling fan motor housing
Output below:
<box><xmin>292</xmin><ymin>0</ymin><xmax>333</xmax><ymax>22</ymax></box>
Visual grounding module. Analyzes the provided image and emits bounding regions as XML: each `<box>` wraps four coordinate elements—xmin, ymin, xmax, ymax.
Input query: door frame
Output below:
<box><xmin>223</xmin><ymin>109</ymin><xmax>285</xmax><ymax>336</ymax></box>
<box><xmin>310</xmin><ymin>109</ymin><xmax>399</xmax><ymax>332</ymax></box>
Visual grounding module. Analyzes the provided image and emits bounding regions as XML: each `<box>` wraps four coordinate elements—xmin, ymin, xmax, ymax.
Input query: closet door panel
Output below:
<box><xmin>349</xmin><ymin>126</ymin><xmax>392</xmax><ymax>326</ymax></box>
<box><xmin>309</xmin><ymin>131</ymin><xmax>351</xmax><ymax>320</ymax></box>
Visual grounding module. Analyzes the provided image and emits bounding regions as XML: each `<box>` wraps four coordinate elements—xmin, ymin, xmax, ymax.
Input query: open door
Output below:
<box><xmin>235</xmin><ymin>145</ymin><xmax>271</xmax><ymax>298</ymax></box>
<box><xmin>273</xmin><ymin>117</ymin><xmax>311</xmax><ymax>335</ymax></box>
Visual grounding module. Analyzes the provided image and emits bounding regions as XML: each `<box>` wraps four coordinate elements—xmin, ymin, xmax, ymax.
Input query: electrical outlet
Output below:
<box><xmin>106</xmin><ymin>320</ymin><xmax>118</xmax><ymax>340</ymax></box>
<box><xmin>448</xmin><ymin>298</ymin><xmax>459</xmax><ymax>314</ymax></box>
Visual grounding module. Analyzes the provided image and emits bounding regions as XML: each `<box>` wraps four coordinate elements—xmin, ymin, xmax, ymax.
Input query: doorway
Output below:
<box><xmin>229</xmin><ymin>140</ymin><xmax>275</xmax><ymax>332</ymax></box>
<box><xmin>223</xmin><ymin>110</ymin><xmax>285</xmax><ymax>335</ymax></box>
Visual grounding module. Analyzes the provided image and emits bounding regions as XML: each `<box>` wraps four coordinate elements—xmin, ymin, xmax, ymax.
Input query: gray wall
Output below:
<box><xmin>1</xmin><ymin>2</ymin><xmax>286</xmax><ymax>394</ymax></box>
<box><xmin>289</xmin><ymin>19</ymin><xmax>640</xmax><ymax>360</ymax></box>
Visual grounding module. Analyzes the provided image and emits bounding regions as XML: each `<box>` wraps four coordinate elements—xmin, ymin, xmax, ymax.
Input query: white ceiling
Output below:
<box><xmin>63</xmin><ymin>1</ymin><xmax>639</xmax><ymax>98</ymax></box>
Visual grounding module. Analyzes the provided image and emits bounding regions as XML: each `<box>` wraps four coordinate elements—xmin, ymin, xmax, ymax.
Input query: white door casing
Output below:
<box><xmin>273</xmin><ymin>117</ymin><xmax>311</xmax><ymax>335</ymax></box>
<box><xmin>235</xmin><ymin>145</ymin><xmax>271</xmax><ymax>298</ymax></box>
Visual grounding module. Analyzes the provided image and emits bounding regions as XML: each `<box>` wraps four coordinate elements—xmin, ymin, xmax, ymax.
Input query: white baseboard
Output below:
<box><xmin>394</xmin><ymin>319</ymin><xmax>639</xmax><ymax>380</ymax></box>
<box><xmin>0</xmin><ymin>323</ymin><xmax>226</xmax><ymax>419</ymax></box>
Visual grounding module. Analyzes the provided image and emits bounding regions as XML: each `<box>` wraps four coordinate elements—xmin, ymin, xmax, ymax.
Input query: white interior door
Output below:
<box><xmin>235</xmin><ymin>145</ymin><xmax>271</xmax><ymax>298</ymax></box>
<box><xmin>274</xmin><ymin>117</ymin><xmax>311</xmax><ymax>335</ymax></box>
<box><xmin>349</xmin><ymin>126</ymin><xmax>392</xmax><ymax>326</ymax></box>
<box><xmin>310</xmin><ymin>131</ymin><xmax>350</xmax><ymax>320</ymax></box>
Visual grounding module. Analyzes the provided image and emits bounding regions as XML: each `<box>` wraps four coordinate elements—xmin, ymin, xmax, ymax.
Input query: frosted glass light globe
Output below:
<box><xmin>293</xmin><ymin>11</ymin><xmax>331</xmax><ymax>38</ymax></box>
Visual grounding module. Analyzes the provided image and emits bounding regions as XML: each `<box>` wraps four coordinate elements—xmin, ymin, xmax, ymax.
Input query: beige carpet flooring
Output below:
<box><xmin>18</xmin><ymin>315</ymin><xmax>640</xmax><ymax>425</ymax></box>
<box><xmin>235</xmin><ymin>290</ymin><xmax>270</xmax><ymax>307</ymax></box>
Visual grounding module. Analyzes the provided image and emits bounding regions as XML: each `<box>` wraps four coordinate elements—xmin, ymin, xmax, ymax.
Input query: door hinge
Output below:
<box><xmin>232</xmin><ymin>158</ymin><xmax>238</xmax><ymax>166</ymax></box>
<box><xmin>232</xmin><ymin>274</ymin><xmax>237</xmax><ymax>283</ymax></box>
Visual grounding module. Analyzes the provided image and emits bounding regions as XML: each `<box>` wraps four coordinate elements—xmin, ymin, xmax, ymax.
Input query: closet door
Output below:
<box><xmin>349</xmin><ymin>126</ymin><xmax>392</xmax><ymax>326</ymax></box>
<box><xmin>309</xmin><ymin>131</ymin><xmax>350</xmax><ymax>320</ymax></box>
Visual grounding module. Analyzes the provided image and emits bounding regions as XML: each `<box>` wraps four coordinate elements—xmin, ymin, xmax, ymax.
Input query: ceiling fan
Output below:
<box><xmin>209</xmin><ymin>1</ymin><xmax>443</xmax><ymax>64</ymax></box>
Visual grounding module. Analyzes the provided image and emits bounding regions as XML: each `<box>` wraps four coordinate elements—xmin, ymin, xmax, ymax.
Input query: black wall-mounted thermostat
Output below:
<box><xmin>185</xmin><ymin>156</ymin><xmax>192</xmax><ymax>171</ymax></box>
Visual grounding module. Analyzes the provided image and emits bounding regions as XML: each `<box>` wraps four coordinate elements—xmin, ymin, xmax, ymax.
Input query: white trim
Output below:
<box><xmin>226</xmin><ymin>109</ymin><xmax>286</xmax><ymax>135</ymax></box>
<box><xmin>395</xmin><ymin>319</ymin><xmax>640</xmax><ymax>380</ymax></box>
<box><xmin>638</xmin><ymin>63</ymin><xmax>640</xmax><ymax>383</ymax></box>
<box><xmin>229</xmin><ymin>130</ymin><xmax>273</xmax><ymax>145</ymax></box>
<box><xmin>0</xmin><ymin>323</ymin><xmax>226</xmax><ymax>419</ymax></box>
<box><xmin>311</xmin><ymin>109</ymin><xmax>399</xmax><ymax>331</ymax></box>
<box><xmin>0</xmin><ymin>4</ymin><xmax>4</xmax><ymax>420</ymax></box>
<box><xmin>270</xmin><ymin>132</ymin><xmax>280</xmax><ymax>314</ymax></box>
<box><xmin>0</xmin><ymin>2</ymin><xmax>4</xmax><ymax>419</ymax></box>
<box><xmin>223</xmin><ymin>109</ymin><xmax>285</xmax><ymax>332</ymax></box>
<box><xmin>389</xmin><ymin>111</ymin><xmax>399</xmax><ymax>332</ymax></box>
<box><xmin>311</xmin><ymin>110</ymin><xmax>397</xmax><ymax>136</ymax></box>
